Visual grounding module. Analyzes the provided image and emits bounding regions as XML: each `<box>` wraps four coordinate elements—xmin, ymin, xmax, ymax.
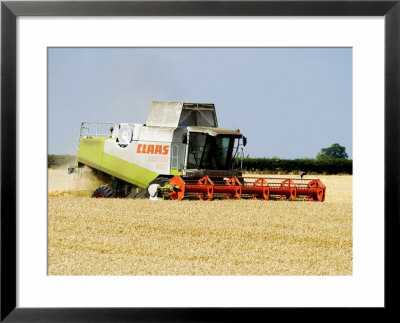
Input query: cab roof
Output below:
<box><xmin>146</xmin><ymin>101</ymin><xmax>218</xmax><ymax>128</ymax></box>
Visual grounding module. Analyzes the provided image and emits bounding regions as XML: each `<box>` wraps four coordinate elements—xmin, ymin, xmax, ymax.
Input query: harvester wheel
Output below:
<box><xmin>306</xmin><ymin>180</ymin><xmax>325</xmax><ymax>202</ymax></box>
<box><xmin>92</xmin><ymin>185</ymin><xmax>117</xmax><ymax>198</ymax></box>
<box><xmin>252</xmin><ymin>178</ymin><xmax>270</xmax><ymax>200</ymax></box>
<box><xmin>224</xmin><ymin>177</ymin><xmax>242</xmax><ymax>200</ymax></box>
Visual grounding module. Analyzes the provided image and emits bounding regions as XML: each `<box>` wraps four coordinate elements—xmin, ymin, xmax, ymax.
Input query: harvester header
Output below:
<box><xmin>70</xmin><ymin>101</ymin><xmax>326</xmax><ymax>201</ymax></box>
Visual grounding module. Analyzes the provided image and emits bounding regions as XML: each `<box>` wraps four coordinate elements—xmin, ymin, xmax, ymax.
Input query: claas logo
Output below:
<box><xmin>136</xmin><ymin>144</ymin><xmax>169</xmax><ymax>155</ymax></box>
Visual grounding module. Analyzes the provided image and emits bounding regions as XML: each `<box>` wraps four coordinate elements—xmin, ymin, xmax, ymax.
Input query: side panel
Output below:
<box><xmin>103</xmin><ymin>140</ymin><xmax>171</xmax><ymax>188</ymax></box>
<box><xmin>77</xmin><ymin>138</ymin><xmax>166</xmax><ymax>188</ymax></box>
<box><xmin>100</xmin><ymin>153</ymin><xmax>159</xmax><ymax>188</ymax></box>
<box><xmin>77</xmin><ymin>138</ymin><xmax>107</xmax><ymax>170</ymax></box>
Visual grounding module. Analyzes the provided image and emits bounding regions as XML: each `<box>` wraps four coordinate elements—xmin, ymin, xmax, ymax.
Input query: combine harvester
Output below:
<box><xmin>69</xmin><ymin>101</ymin><xmax>326</xmax><ymax>201</ymax></box>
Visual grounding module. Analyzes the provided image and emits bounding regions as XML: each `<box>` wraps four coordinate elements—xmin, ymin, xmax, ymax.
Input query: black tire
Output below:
<box><xmin>92</xmin><ymin>185</ymin><xmax>117</xmax><ymax>198</ymax></box>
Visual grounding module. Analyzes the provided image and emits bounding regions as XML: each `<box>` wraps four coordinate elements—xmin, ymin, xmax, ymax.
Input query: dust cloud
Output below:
<box><xmin>48</xmin><ymin>166</ymin><xmax>107</xmax><ymax>196</ymax></box>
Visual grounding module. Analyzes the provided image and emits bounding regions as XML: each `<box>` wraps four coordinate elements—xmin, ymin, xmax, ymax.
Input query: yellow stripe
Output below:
<box><xmin>101</xmin><ymin>152</ymin><xmax>158</xmax><ymax>188</ymax></box>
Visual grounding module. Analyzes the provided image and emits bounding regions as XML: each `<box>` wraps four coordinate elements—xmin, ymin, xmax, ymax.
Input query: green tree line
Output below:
<box><xmin>237</xmin><ymin>157</ymin><xmax>352</xmax><ymax>175</ymax></box>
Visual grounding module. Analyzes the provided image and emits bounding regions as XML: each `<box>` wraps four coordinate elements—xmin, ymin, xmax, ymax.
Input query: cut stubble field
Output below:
<box><xmin>48</xmin><ymin>169</ymin><xmax>352</xmax><ymax>276</ymax></box>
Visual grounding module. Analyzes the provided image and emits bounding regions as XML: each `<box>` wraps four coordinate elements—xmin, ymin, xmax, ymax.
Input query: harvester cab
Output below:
<box><xmin>71</xmin><ymin>101</ymin><xmax>326</xmax><ymax>201</ymax></box>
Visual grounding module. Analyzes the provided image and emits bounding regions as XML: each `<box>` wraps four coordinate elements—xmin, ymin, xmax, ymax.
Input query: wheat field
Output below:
<box><xmin>48</xmin><ymin>169</ymin><xmax>352</xmax><ymax>276</ymax></box>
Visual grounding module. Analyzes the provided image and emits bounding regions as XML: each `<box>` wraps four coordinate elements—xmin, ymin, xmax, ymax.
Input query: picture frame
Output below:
<box><xmin>1</xmin><ymin>0</ymin><xmax>399</xmax><ymax>321</ymax></box>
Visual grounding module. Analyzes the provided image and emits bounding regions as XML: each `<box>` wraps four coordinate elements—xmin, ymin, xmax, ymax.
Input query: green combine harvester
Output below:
<box><xmin>69</xmin><ymin>101</ymin><xmax>326</xmax><ymax>201</ymax></box>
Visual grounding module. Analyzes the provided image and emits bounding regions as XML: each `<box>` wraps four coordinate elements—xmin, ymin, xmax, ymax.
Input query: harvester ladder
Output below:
<box><xmin>171</xmin><ymin>145</ymin><xmax>179</xmax><ymax>169</ymax></box>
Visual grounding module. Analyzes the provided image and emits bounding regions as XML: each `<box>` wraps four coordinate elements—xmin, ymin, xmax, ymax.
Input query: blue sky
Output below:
<box><xmin>48</xmin><ymin>47</ymin><xmax>352</xmax><ymax>159</ymax></box>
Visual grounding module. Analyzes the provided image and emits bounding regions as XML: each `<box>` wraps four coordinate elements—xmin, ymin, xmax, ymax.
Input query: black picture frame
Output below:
<box><xmin>1</xmin><ymin>0</ymin><xmax>399</xmax><ymax>321</ymax></box>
